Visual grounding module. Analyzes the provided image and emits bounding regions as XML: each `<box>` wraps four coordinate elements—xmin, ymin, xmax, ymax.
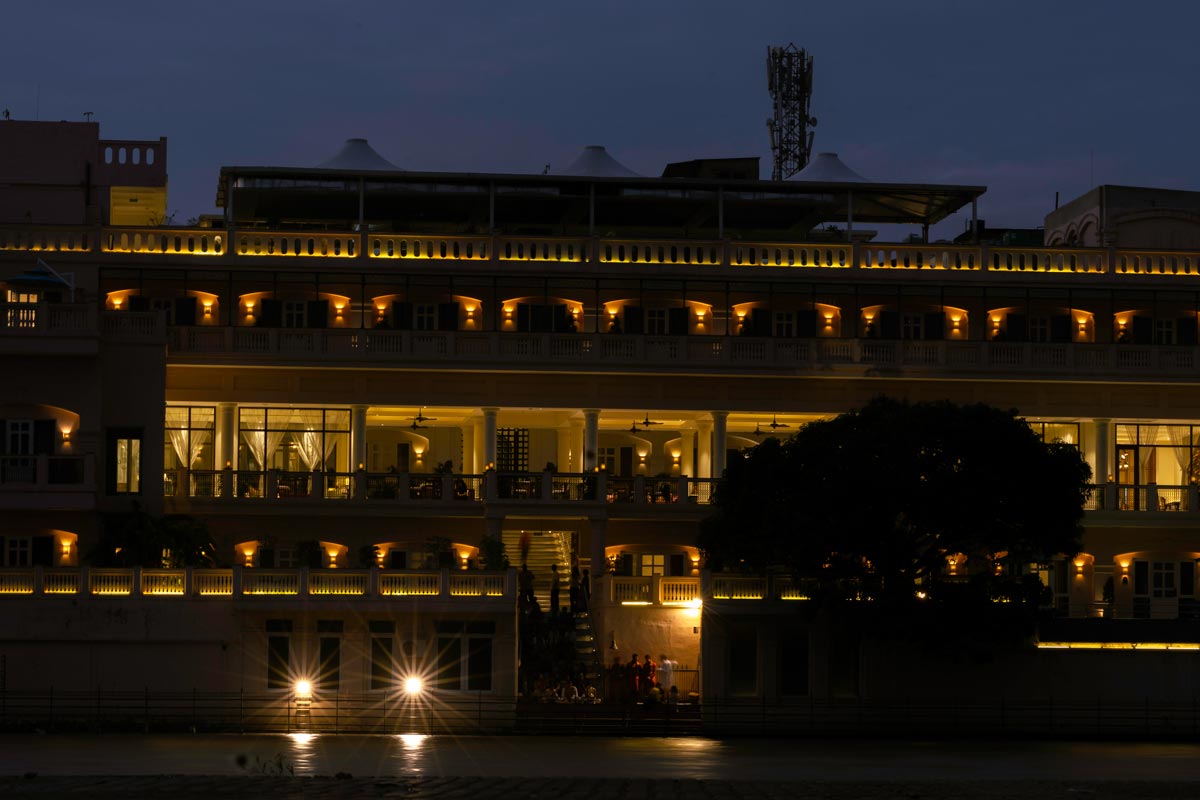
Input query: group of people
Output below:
<box><xmin>518</xmin><ymin>562</ymin><xmax>590</xmax><ymax>616</ymax></box>
<box><xmin>606</xmin><ymin>653</ymin><xmax>680</xmax><ymax>706</ymax></box>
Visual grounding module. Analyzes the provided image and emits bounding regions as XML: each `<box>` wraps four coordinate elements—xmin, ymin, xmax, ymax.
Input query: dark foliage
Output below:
<box><xmin>90</xmin><ymin>502</ymin><xmax>217</xmax><ymax>567</ymax></box>
<box><xmin>699</xmin><ymin>397</ymin><xmax>1091</xmax><ymax>609</ymax></box>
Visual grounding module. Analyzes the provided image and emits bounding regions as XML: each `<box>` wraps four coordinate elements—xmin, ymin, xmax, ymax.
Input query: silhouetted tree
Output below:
<box><xmin>699</xmin><ymin>397</ymin><xmax>1090</xmax><ymax>608</ymax></box>
<box><xmin>90</xmin><ymin>502</ymin><xmax>216</xmax><ymax>567</ymax></box>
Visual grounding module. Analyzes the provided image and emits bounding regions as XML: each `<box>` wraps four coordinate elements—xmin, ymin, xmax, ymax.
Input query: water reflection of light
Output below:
<box><xmin>398</xmin><ymin>733</ymin><xmax>427</xmax><ymax>749</ymax></box>
<box><xmin>391</xmin><ymin>733</ymin><xmax>429</xmax><ymax>774</ymax></box>
<box><xmin>286</xmin><ymin>732</ymin><xmax>318</xmax><ymax>773</ymax></box>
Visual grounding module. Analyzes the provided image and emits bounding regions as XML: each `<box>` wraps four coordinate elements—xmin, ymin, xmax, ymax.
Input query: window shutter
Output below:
<box><xmin>624</xmin><ymin>306</ymin><xmax>644</xmax><ymax>334</ymax></box>
<box><xmin>258</xmin><ymin>299</ymin><xmax>282</xmax><ymax>328</ymax></box>
<box><xmin>531</xmin><ymin>304</ymin><xmax>553</xmax><ymax>333</ymax></box>
<box><xmin>668</xmin><ymin>307</ymin><xmax>689</xmax><ymax>335</ymax></box>
<box><xmin>751</xmin><ymin>307</ymin><xmax>771</xmax><ymax>336</ymax></box>
<box><xmin>33</xmin><ymin>419</ymin><xmax>56</xmax><ymax>454</ymax></box>
<box><xmin>258</xmin><ymin>547</ymin><xmax>275</xmax><ymax>568</ymax></box>
<box><xmin>31</xmin><ymin>536</ymin><xmax>54</xmax><ymax>567</ymax></box>
<box><xmin>438</xmin><ymin>302</ymin><xmax>460</xmax><ymax>331</ymax></box>
<box><xmin>553</xmin><ymin>304</ymin><xmax>572</xmax><ymax>332</ymax></box>
<box><xmin>306</xmin><ymin>300</ymin><xmax>328</xmax><ymax>329</ymax></box>
<box><xmin>1050</xmin><ymin>314</ymin><xmax>1073</xmax><ymax>343</ymax></box>
<box><xmin>1006</xmin><ymin>313</ymin><xmax>1027</xmax><ymax>341</ymax></box>
<box><xmin>1132</xmin><ymin>316</ymin><xmax>1152</xmax><ymax>345</ymax></box>
<box><xmin>923</xmin><ymin>312</ymin><xmax>945</xmax><ymax>340</ymax></box>
<box><xmin>392</xmin><ymin>301</ymin><xmax>412</xmax><ymax>330</ymax></box>
<box><xmin>128</xmin><ymin>295</ymin><xmax>150</xmax><ymax>312</ymax></box>
<box><xmin>796</xmin><ymin>309</ymin><xmax>817</xmax><ymax>338</ymax></box>
<box><xmin>516</xmin><ymin>303</ymin><xmax>532</xmax><ymax>332</ymax></box>
<box><xmin>879</xmin><ymin>311</ymin><xmax>900</xmax><ymax>339</ymax></box>
<box><xmin>668</xmin><ymin>553</ymin><xmax>686</xmax><ymax>576</ymax></box>
<box><xmin>1179</xmin><ymin>317</ymin><xmax>1198</xmax><ymax>346</ymax></box>
<box><xmin>174</xmin><ymin>297</ymin><xmax>197</xmax><ymax>326</ymax></box>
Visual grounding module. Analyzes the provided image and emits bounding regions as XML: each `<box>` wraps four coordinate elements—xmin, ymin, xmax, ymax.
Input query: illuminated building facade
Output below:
<box><xmin>2</xmin><ymin>131</ymin><xmax>1200</xmax><ymax>723</ymax></box>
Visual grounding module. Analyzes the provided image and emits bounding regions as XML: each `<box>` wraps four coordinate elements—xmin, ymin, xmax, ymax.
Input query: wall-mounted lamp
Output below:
<box><xmin>112</xmin><ymin>297</ymin><xmax>123</xmax><ymax>309</ymax></box>
<box><xmin>334</xmin><ymin>303</ymin><xmax>345</xmax><ymax>318</ymax></box>
<box><xmin>202</xmin><ymin>300</ymin><xmax>213</xmax><ymax>316</ymax></box>
<box><xmin>61</xmin><ymin>428</ymin><xmax>71</xmax><ymax>444</ymax></box>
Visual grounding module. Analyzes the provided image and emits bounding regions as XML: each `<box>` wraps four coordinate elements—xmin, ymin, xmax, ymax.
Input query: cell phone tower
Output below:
<box><xmin>766</xmin><ymin>44</ymin><xmax>817</xmax><ymax>181</ymax></box>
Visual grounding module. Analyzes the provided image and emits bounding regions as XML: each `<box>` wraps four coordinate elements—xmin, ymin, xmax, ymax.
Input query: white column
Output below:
<box><xmin>461</xmin><ymin>424</ymin><xmax>476</xmax><ymax>473</ymax></box>
<box><xmin>680</xmin><ymin>428</ymin><xmax>694</xmax><ymax>477</ymax></box>
<box><xmin>216</xmin><ymin>402</ymin><xmax>236</xmax><ymax>469</ymax></box>
<box><xmin>350</xmin><ymin>404</ymin><xmax>368</xmax><ymax>470</ymax></box>
<box><xmin>696</xmin><ymin>418</ymin><xmax>713</xmax><ymax>478</ymax></box>
<box><xmin>570</xmin><ymin>419</ymin><xmax>585</xmax><ymax>473</ymax></box>
<box><xmin>711</xmin><ymin>411</ymin><xmax>729</xmax><ymax>479</ymax></box>
<box><xmin>556</xmin><ymin>427</ymin><xmax>572</xmax><ymax>474</ymax></box>
<box><xmin>483</xmin><ymin>407</ymin><xmax>499</xmax><ymax>469</ymax></box>
<box><xmin>583</xmin><ymin>409</ymin><xmax>600</xmax><ymax>471</ymax></box>
<box><xmin>1094</xmin><ymin>418</ymin><xmax>1111</xmax><ymax>484</ymax></box>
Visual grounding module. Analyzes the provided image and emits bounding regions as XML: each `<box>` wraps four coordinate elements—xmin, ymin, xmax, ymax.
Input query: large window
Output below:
<box><xmin>238</xmin><ymin>408</ymin><xmax>351</xmax><ymax>473</ymax></box>
<box><xmin>773</xmin><ymin>311</ymin><xmax>795</xmax><ymax>338</ymax></box>
<box><xmin>266</xmin><ymin>619</ymin><xmax>292</xmax><ymax>689</ymax></box>
<box><xmin>1028</xmin><ymin>421</ymin><xmax>1080</xmax><ymax>447</ymax></box>
<box><xmin>1116</xmin><ymin>424</ymin><xmax>1200</xmax><ymax>492</ymax></box>
<box><xmin>108</xmin><ymin>428</ymin><xmax>142</xmax><ymax>494</ymax></box>
<box><xmin>434</xmin><ymin>621</ymin><xmax>495</xmax><ymax>691</ymax></box>
<box><xmin>164</xmin><ymin>407</ymin><xmax>215</xmax><ymax>473</ymax></box>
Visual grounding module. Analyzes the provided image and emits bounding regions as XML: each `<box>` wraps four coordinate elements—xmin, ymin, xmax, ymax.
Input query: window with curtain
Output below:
<box><xmin>163</xmin><ymin>407</ymin><xmax>215</xmax><ymax>471</ymax></box>
<box><xmin>238</xmin><ymin>408</ymin><xmax>350</xmax><ymax>473</ymax></box>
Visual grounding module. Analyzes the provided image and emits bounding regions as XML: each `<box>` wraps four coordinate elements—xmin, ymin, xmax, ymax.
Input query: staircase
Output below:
<box><xmin>572</xmin><ymin>609</ymin><xmax>605</xmax><ymax>693</ymax></box>
<box><xmin>501</xmin><ymin>529</ymin><xmax>567</xmax><ymax>611</ymax></box>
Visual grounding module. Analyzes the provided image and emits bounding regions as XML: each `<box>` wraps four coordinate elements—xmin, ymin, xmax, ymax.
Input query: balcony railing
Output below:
<box><xmin>0</xmin><ymin>566</ymin><xmax>515</xmax><ymax>600</ymax></box>
<box><xmin>11</xmin><ymin>225</ymin><xmax>1200</xmax><ymax>279</ymax></box>
<box><xmin>167</xmin><ymin>468</ymin><xmax>719</xmax><ymax>506</ymax></box>
<box><xmin>163</xmin><ymin>327</ymin><xmax>1200</xmax><ymax>380</ymax></box>
<box><xmin>604</xmin><ymin>575</ymin><xmax>701</xmax><ymax>606</ymax></box>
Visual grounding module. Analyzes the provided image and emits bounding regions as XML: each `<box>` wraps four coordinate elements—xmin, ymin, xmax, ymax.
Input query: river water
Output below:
<box><xmin>3</xmin><ymin>735</ymin><xmax>1200</xmax><ymax>780</ymax></box>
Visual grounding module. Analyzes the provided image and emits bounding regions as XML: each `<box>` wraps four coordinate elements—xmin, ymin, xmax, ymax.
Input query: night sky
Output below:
<box><xmin>4</xmin><ymin>0</ymin><xmax>1197</xmax><ymax>238</ymax></box>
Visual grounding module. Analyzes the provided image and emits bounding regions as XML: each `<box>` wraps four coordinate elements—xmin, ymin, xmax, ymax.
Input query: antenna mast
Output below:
<box><xmin>765</xmin><ymin>44</ymin><xmax>816</xmax><ymax>181</ymax></box>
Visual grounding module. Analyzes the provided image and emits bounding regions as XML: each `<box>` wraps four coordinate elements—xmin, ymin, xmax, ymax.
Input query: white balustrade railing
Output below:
<box><xmin>90</xmin><ymin>570</ymin><xmax>134</xmax><ymax>595</ymax></box>
<box><xmin>0</xmin><ymin>571</ymin><xmax>35</xmax><ymax>594</ymax></box>
<box><xmin>309</xmin><ymin>570</ymin><xmax>368</xmax><ymax>595</ymax></box>
<box><xmin>612</xmin><ymin>577</ymin><xmax>653</xmax><ymax>604</ymax></box>
<box><xmin>379</xmin><ymin>571</ymin><xmax>441</xmax><ymax>596</ymax></box>
<box><xmin>194</xmin><ymin>570</ymin><xmax>234</xmax><ymax>595</ymax></box>
<box><xmin>141</xmin><ymin>570</ymin><xmax>186</xmax><ymax>595</ymax></box>
<box><xmin>660</xmin><ymin>577</ymin><xmax>700</xmax><ymax>604</ymax></box>
<box><xmin>242</xmin><ymin>570</ymin><xmax>300</xmax><ymax>595</ymax></box>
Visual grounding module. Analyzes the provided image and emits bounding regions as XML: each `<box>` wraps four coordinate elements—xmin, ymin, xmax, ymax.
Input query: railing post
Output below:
<box><xmin>131</xmin><ymin>566</ymin><xmax>142</xmax><ymax>596</ymax></box>
<box><xmin>298</xmin><ymin>567</ymin><xmax>309</xmax><ymax>597</ymax></box>
<box><xmin>266</xmin><ymin>469</ymin><xmax>279</xmax><ymax>500</ymax></box>
<box><xmin>1188</xmin><ymin>484</ymin><xmax>1199</xmax><ymax>513</ymax></box>
<box><xmin>1104</xmin><ymin>480</ymin><xmax>1117</xmax><ymax>511</ymax></box>
<box><xmin>354</xmin><ymin>467</ymin><xmax>367</xmax><ymax>501</ymax></box>
<box><xmin>542</xmin><ymin>471</ymin><xmax>553</xmax><ymax>502</ymax></box>
<box><xmin>633</xmin><ymin>475</ymin><xmax>646</xmax><ymax>504</ymax></box>
<box><xmin>484</xmin><ymin>470</ymin><xmax>497</xmax><ymax>502</ymax></box>
<box><xmin>220</xmin><ymin>465</ymin><xmax>233</xmax><ymax>500</ymax></box>
<box><xmin>312</xmin><ymin>469</ymin><xmax>325</xmax><ymax>500</ymax></box>
<box><xmin>36</xmin><ymin>454</ymin><xmax>48</xmax><ymax>486</ymax></box>
<box><xmin>232</xmin><ymin>565</ymin><xmax>243</xmax><ymax>597</ymax></box>
<box><xmin>596</xmin><ymin>470</ymin><xmax>608</xmax><ymax>502</ymax></box>
<box><xmin>184</xmin><ymin>566</ymin><xmax>193</xmax><ymax>597</ymax></box>
<box><xmin>442</xmin><ymin>472</ymin><xmax>454</xmax><ymax>503</ymax></box>
<box><xmin>675</xmin><ymin>476</ymin><xmax>687</xmax><ymax>504</ymax></box>
<box><xmin>1147</xmin><ymin>482</ymin><xmax>1159</xmax><ymax>512</ymax></box>
<box><xmin>33</xmin><ymin>565</ymin><xmax>44</xmax><ymax>595</ymax></box>
<box><xmin>369</xmin><ymin>565</ymin><xmax>380</xmax><ymax>596</ymax></box>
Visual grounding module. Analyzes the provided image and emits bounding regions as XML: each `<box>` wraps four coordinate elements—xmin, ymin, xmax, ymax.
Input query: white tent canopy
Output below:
<box><xmin>557</xmin><ymin>145</ymin><xmax>641</xmax><ymax>178</ymax></box>
<box><xmin>793</xmin><ymin>152</ymin><xmax>868</xmax><ymax>183</ymax></box>
<box><xmin>316</xmin><ymin>138</ymin><xmax>400</xmax><ymax>171</ymax></box>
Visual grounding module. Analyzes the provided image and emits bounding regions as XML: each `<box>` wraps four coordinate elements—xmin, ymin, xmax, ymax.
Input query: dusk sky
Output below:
<box><xmin>4</xmin><ymin>1</ymin><xmax>1197</xmax><ymax>239</ymax></box>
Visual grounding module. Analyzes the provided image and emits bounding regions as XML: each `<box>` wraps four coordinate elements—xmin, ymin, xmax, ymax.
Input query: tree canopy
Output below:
<box><xmin>699</xmin><ymin>398</ymin><xmax>1091</xmax><ymax>605</ymax></box>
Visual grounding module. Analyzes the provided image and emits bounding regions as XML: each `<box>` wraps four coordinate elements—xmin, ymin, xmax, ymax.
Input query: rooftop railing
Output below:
<box><xmin>0</xmin><ymin>566</ymin><xmax>515</xmax><ymax>600</ymax></box>
<box><xmin>8</xmin><ymin>224</ymin><xmax>1200</xmax><ymax>278</ymax></box>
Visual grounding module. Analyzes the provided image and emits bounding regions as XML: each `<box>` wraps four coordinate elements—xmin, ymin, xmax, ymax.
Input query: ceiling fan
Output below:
<box><xmin>751</xmin><ymin>423</ymin><xmax>765</xmax><ymax>437</ymax></box>
<box><xmin>768</xmin><ymin>414</ymin><xmax>790</xmax><ymax>431</ymax></box>
<box><xmin>629</xmin><ymin>422</ymin><xmax>641</xmax><ymax>433</ymax></box>
<box><xmin>407</xmin><ymin>409</ymin><xmax>438</xmax><ymax>424</ymax></box>
<box><xmin>637</xmin><ymin>413</ymin><xmax>663</xmax><ymax>427</ymax></box>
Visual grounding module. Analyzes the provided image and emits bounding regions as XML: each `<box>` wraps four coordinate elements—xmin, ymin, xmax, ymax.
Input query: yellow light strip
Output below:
<box><xmin>1038</xmin><ymin>641</ymin><xmax>1200</xmax><ymax>651</ymax></box>
<box><xmin>621</xmin><ymin>601</ymin><xmax>652</xmax><ymax>606</ymax></box>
